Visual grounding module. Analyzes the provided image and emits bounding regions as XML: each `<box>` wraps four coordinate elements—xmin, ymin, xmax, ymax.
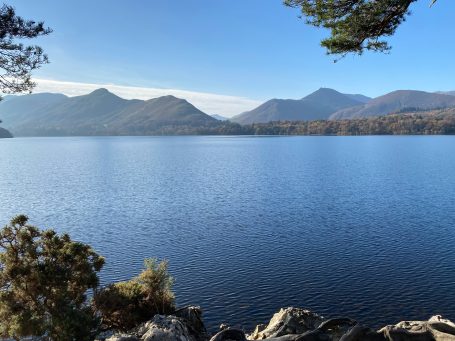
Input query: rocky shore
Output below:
<box><xmin>97</xmin><ymin>306</ymin><xmax>455</xmax><ymax>341</ymax></box>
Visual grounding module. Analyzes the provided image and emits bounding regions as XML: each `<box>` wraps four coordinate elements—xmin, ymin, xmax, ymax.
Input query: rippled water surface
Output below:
<box><xmin>1</xmin><ymin>136</ymin><xmax>455</xmax><ymax>330</ymax></box>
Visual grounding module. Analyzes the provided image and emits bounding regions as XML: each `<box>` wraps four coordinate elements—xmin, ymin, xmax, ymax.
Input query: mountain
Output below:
<box><xmin>231</xmin><ymin>88</ymin><xmax>363</xmax><ymax>124</ymax></box>
<box><xmin>0</xmin><ymin>127</ymin><xmax>13</xmax><ymax>138</ymax></box>
<box><xmin>211</xmin><ymin>114</ymin><xmax>229</xmax><ymax>121</ymax></box>
<box><xmin>343</xmin><ymin>93</ymin><xmax>372</xmax><ymax>103</ymax></box>
<box><xmin>437</xmin><ymin>91</ymin><xmax>455</xmax><ymax>96</ymax></box>
<box><xmin>0</xmin><ymin>93</ymin><xmax>68</xmax><ymax>128</ymax></box>
<box><xmin>0</xmin><ymin>89</ymin><xmax>218</xmax><ymax>136</ymax></box>
<box><xmin>330</xmin><ymin>90</ymin><xmax>455</xmax><ymax>120</ymax></box>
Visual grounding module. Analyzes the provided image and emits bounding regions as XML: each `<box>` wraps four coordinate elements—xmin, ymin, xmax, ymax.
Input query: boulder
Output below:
<box><xmin>294</xmin><ymin>318</ymin><xmax>357</xmax><ymax>340</ymax></box>
<box><xmin>138</xmin><ymin>314</ymin><xmax>196</xmax><ymax>341</ymax></box>
<box><xmin>378</xmin><ymin>315</ymin><xmax>455</xmax><ymax>341</ymax></box>
<box><xmin>210</xmin><ymin>328</ymin><xmax>247</xmax><ymax>341</ymax></box>
<box><xmin>248</xmin><ymin>308</ymin><xmax>324</xmax><ymax>340</ymax></box>
<box><xmin>339</xmin><ymin>325</ymin><xmax>387</xmax><ymax>341</ymax></box>
<box><xmin>247</xmin><ymin>309</ymin><xmax>455</xmax><ymax>341</ymax></box>
<box><xmin>106</xmin><ymin>335</ymin><xmax>140</xmax><ymax>341</ymax></box>
<box><xmin>102</xmin><ymin>307</ymin><xmax>455</xmax><ymax>341</ymax></box>
<box><xmin>105</xmin><ymin>306</ymin><xmax>208</xmax><ymax>341</ymax></box>
<box><xmin>175</xmin><ymin>306</ymin><xmax>208</xmax><ymax>341</ymax></box>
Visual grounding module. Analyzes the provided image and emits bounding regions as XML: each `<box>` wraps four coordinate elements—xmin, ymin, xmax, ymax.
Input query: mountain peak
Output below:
<box><xmin>160</xmin><ymin>95</ymin><xmax>184</xmax><ymax>101</ymax></box>
<box><xmin>231</xmin><ymin>88</ymin><xmax>364</xmax><ymax>124</ymax></box>
<box><xmin>303</xmin><ymin>88</ymin><xmax>363</xmax><ymax>108</ymax></box>
<box><xmin>89</xmin><ymin>88</ymin><xmax>115</xmax><ymax>96</ymax></box>
<box><xmin>303</xmin><ymin>88</ymin><xmax>344</xmax><ymax>100</ymax></box>
<box><xmin>147</xmin><ymin>95</ymin><xmax>188</xmax><ymax>104</ymax></box>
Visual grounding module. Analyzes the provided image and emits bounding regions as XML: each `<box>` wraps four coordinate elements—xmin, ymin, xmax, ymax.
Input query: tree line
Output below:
<box><xmin>140</xmin><ymin>111</ymin><xmax>455</xmax><ymax>136</ymax></box>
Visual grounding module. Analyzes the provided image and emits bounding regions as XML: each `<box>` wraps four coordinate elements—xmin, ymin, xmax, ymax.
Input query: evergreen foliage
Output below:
<box><xmin>93</xmin><ymin>258</ymin><xmax>175</xmax><ymax>332</ymax></box>
<box><xmin>0</xmin><ymin>215</ymin><xmax>105</xmax><ymax>341</ymax></box>
<box><xmin>0</xmin><ymin>4</ymin><xmax>51</xmax><ymax>94</ymax></box>
<box><xmin>284</xmin><ymin>0</ymin><xmax>437</xmax><ymax>56</ymax></box>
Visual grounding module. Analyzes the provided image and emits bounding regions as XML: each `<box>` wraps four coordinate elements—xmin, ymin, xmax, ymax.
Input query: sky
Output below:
<box><xmin>5</xmin><ymin>0</ymin><xmax>455</xmax><ymax>117</ymax></box>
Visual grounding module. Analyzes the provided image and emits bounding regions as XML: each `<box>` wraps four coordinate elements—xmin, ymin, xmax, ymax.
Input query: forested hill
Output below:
<box><xmin>0</xmin><ymin>127</ymin><xmax>13</xmax><ymax>138</ymax></box>
<box><xmin>0</xmin><ymin>89</ymin><xmax>217</xmax><ymax>136</ymax></box>
<box><xmin>2</xmin><ymin>109</ymin><xmax>455</xmax><ymax>136</ymax></box>
<box><xmin>165</xmin><ymin>108</ymin><xmax>455</xmax><ymax>136</ymax></box>
<box><xmin>231</xmin><ymin>88</ymin><xmax>364</xmax><ymax>124</ymax></box>
<box><xmin>330</xmin><ymin>90</ymin><xmax>455</xmax><ymax>120</ymax></box>
<box><xmin>245</xmin><ymin>109</ymin><xmax>455</xmax><ymax>136</ymax></box>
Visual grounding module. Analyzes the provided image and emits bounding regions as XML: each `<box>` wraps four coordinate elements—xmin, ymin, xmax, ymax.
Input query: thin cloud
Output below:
<box><xmin>32</xmin><ymin>78</ymin><xmax>261</xmax><ymax>117</ymax></box>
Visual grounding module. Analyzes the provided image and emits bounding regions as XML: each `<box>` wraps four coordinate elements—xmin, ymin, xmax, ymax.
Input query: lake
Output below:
<box><xmin>1</xmin><ymin>136</ymin><xmax>455</xmax><ymax>331</ymax></box>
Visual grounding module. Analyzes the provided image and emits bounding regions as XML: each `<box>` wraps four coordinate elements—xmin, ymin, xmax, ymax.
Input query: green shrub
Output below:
<box><xmin>94</xmin><ymin>258</ymin><xmax>175</xmax><ymax>331</ymax></box>
<box><xmin>0</xmin><ymin>215</ymin><xmax>105</xmax><ymax>341</ymax></box>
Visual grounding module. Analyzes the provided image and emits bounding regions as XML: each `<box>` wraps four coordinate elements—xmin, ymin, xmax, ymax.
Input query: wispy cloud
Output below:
<box><xmin>32</xmin><ymin>78</ymin><xmax>261</xmax><ymax>117</ymax></box>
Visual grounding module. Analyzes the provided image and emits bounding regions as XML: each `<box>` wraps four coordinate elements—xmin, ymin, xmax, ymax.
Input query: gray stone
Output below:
<box><xmin>105</xmin><ymin>335</ymin><xmax>140</xmax><ymax>341</ymax></box>
<box><xmin>175</xmin><ymin>306</ymin><xmax>208</xmax><ymax>341</ymax></box>
<box><xmin>248</xmin><ymin>307</ymin><xmax>324</xmax><ymax>340</ymax></box>
<box><xmin>210</xmin><ymin>328</ymin><xmax>247</xmax><ymax>341</ymax></box>
<box><xmin>105</xmin><ymin>306</ymin><xmax>208</xmax><ymax>341</ymax></box>
<box><xmin>139</xmin><ymin>314</ymin><xmax>195</xmax><ymax>341</ymax></box>
<box><xmin>378</xmin><ymin>315</ymin><xmax>455</xmax><ymax>340</ymax></box>
<box><xmin>339</xmin><ymin>325</ymin><xmax>387</xmax><ymax>341</ymax></box>
<box><xmin>293</xmin><ymin>318</ymin><xmax>358</xmax><ymax>341</ymax></box>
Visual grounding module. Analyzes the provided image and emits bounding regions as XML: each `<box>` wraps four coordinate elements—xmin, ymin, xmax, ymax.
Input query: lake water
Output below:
<box><xmin>1</xmin><ymin>136</ymin><xmax>455</xmax><ymax>331</ymax></box>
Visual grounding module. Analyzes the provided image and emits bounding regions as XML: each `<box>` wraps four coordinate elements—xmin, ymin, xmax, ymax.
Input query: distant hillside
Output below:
<box><xmin>343</xmin><ymin>93</ymin><xmax>372</xmax><ymax>103</ymax></box>
<box><xmin>0</xmin><ymin>89</ymin><xmax>218</xmax><ymax>136</ymax></box>
<box><xmin>0</xmin><ymin>93</ymin><xmax>68</xmax><ymax>128</ymax></box>
<box><xmin>245</xmin><ymin>108</ymin><xmax>455</xmax><ymax>136</ymax></box>
<box><xmin>330</xmin><ymin>90</ymin><xmax>455</xmax><ymax>119</ymax></box>
<box><xmin>0</xmin><ymin>127</ymin><xmax>13</xmax><ymax>138</ymax></box>
<box><xmin>211</xmin><ymin>114</ymin><xmax>229</xmax><ymax>121</ymax></box>
<box><xmin>437</xmin><ymin>91</ymin><xmax>455</xmax><ymax>96</ymax></box>
<box><xmin>231</xmin><ymin>88</ymin><xmax>363</xmax><ymax>124</ymax></box>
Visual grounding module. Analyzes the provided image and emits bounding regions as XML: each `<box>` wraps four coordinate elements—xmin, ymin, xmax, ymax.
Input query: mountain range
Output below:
<box><xmin>0</xmin><ymin>89</ymin><xmax>217</xmax><ymax>136</ymax></box>
<box><xmin>330</xmin><ymin>90</ymin><xmax>455</xmax><ymax>120</ymax></box>
<box><xmin>1</xmin><ymin>87</ymin><xmax>455</xmax><ymax>137</ymax></box>
<box><xmin>230</xmin><ymin>88</ymin><xmax>369</xmax><ymax>124</ymax></box>
<box><xmin>231</xmin><ymin>88</ymin><xmax>455</xmax><ymax>124</ymax></box>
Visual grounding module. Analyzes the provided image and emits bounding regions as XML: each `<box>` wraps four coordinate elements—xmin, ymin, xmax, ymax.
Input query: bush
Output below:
<box><xmin>0</xmin><ymin>215</ymin><xmax>105</xmax><ymax>341</ymax></box>
<box><xmin>94</xmin><ymin>258</ymin><xmax>175</xmax><ymax>331</ymax></box>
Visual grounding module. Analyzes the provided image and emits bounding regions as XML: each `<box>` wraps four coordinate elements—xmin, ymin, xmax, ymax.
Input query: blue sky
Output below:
<box><xmin>6</xmin><ymin>0</ymin><xmax>455</xmax><ymax>116</ymax></box>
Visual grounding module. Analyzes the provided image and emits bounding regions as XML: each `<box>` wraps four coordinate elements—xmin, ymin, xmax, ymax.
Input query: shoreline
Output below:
<box><xmin>99</xmin><ymin>306</ymin><xmax>455</xmax><ymax>341</ymax></box>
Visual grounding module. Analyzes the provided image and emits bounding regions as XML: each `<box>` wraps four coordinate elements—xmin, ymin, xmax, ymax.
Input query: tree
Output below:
<box><xmin>0</xmin><ymin>215</ymin><xmax>105</xmax><ymax>341</ymax></box>
<box><xmin>0</xmin><ymin>4</ymin><xmax>51</xmax><ymax>94</ymax></box>
<box><xmin>284</xmin><ymin>0</ymin><xmax>438</xmax><ymax>57</ymax></box>
<box><xmin>93</xmin><ymin>258</ymin><xmax>175</xmax><ymax>332</ymax></box>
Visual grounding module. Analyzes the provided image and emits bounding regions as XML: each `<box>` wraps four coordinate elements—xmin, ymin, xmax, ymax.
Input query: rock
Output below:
<box><xmin>378</xmin><ymin>315</ymin><xmax>455</xmax><ymax>340</ymax></box>
<box><xmin>106</xmin><ymin>306</ymin><xmax>208</xmax><ymax>341</ymax></box>
<box><xmin>248</xmin><ymin>308</ymin><xmax>324</xmax><ymax>340</ymax></box>
<box><xmin>101</xmin><ymin>307</ymin><xmax>455</xmax><ymax>341</ymax></box>
<box><xmin>138</xmin><ymin>314</ymin><xmax>196</xmax><ymax>341</ymax></box>
<box><xmin>339</xmin><ymin>325</ymin><xmax>387</xmax><ymax>341</ymax></box>
<box><xmin>105</xmin><ymin>335</ymin><xmax>140</xmax><ymax>341</ymax></box>
<box><xmin>428</xmin><ymin>315</ymin><xmax>455</xmax><ymax>337</ymax></box>
<box><xmin>293</xmin><ymin>318</ymin><xmax>357</xmax><ymax>341</ymax></box>
<box><xmin>251</xmin><ymin>324</ymin><xmax>267</xmax><ymax>337</ymax></box>
<box><xmin>95</xmin><ymin>330</ymin><xmax>115</xmax><ymax>341</ymax></box>
<box><xmin>175</xmin><ymin>306</ymin><xmax>208</xmax><ymax>341</ymax></box>
<box><xmin>210</xmin><ymin>328</ymin><xmax>247</xmax><ymax>341</ymax></box>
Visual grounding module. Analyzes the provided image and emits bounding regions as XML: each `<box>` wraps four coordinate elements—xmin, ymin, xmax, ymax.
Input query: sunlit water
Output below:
<box><xmin>1</xmin><ymin>136</ymin><xmax>455</xmax><ymax>331</ymax></box>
